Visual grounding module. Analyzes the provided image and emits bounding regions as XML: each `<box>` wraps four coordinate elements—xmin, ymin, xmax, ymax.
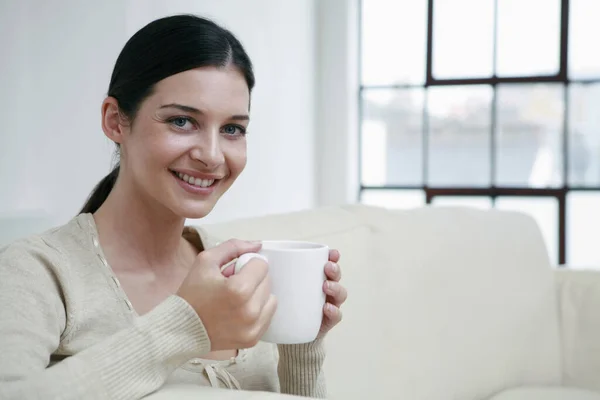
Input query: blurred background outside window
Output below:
<box><xmin>358</xmin><ymin>0</ymin><xmax>600</xmax><ymax>266</ymax></box>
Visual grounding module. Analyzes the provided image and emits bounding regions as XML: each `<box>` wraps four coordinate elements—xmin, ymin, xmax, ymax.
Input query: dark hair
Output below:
<box><xmin>80</xmin><ymin>14</ymin><xmax>255</xmax><ymax>214</ymax></box>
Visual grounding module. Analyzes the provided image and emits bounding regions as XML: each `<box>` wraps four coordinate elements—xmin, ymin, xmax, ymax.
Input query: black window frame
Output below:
<box><xmin>358</xmin><ymin>0</ymin><xmax>600</xmax><ymax>265</ymax></box>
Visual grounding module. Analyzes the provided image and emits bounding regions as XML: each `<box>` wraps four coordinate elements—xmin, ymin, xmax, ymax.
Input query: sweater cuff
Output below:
<box><xmin>90</xmin><ymin>295</ymin><xmax>211</xmax><ymax>396</ymax></box>
<box><xmin>277</xmin><ymin>339</ymin><xmax>325</xmax><ymax>359</ymax></box>
<box><xmin>277</xmin><ymin>339</ymin><xmax>327</xmax><ymax>397</ymax></box>
<box><xmin>136</xmin><ymin>295</ymin><xmax>212</xmax><ymax>364</ymax></box>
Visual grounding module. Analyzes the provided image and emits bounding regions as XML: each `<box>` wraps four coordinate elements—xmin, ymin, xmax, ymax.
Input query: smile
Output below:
<box><xmin>171</xmin><ymin>171</ymin><xmax>217</xmax><ymax>188</ymax></box>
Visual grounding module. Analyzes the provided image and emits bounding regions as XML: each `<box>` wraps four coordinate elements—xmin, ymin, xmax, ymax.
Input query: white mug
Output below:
<box><xmin>234</xmin><ymin>240</ymin><xmax>329</xmax><ymax>344</ymax></box>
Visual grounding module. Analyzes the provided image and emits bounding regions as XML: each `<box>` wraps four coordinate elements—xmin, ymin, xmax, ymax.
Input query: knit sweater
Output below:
<box><xmin>0</xmin><ymin>213</ymin><xmax>326</xmax><ymax>399</ymax></box>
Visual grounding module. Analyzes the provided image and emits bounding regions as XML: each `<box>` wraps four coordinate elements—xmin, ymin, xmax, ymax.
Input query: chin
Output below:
<box><xmin>174</xmin><ymin>201</ymin><xmax>218</xmax><ymax>220</ymax></box>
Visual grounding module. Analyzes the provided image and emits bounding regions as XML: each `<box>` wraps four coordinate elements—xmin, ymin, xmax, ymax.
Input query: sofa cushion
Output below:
<box><xmin>489</xmin><ymin>386</ymin><xmax>600</xmax><ymax>400</ymax></box>
<box><xmin>337</xmin><ymin>205</ymin><xmax>562</xmax><ymax>400</ymax></box>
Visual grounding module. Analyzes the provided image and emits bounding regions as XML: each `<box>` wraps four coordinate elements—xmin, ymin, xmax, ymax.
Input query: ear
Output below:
<box><xmin>101</xmin><ymin>97</ymin><xmax>128</xmax><ymax>144</ymax></box>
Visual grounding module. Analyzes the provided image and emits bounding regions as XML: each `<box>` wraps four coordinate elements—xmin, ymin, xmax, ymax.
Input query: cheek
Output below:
<box><xmin>224</xmin><ymin>140</ymin><xmax>247</xmax><ymax>175</ymax></box>
<box><xmin>129</xmin><ymin>128</ymin><xmax>187</xmax><ymax>167</ymax></box>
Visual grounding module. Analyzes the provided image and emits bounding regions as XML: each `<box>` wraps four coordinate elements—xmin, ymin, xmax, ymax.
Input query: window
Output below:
<box><xmin>358</xmin><ymin>0</ymin><xmax>600</xmax><ymax>267</ymax></box>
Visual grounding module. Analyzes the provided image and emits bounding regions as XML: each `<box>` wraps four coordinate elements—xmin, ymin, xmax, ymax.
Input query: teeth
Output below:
<box><xmin>176</xmin><ymin>172</ymin><xmax>215</xmax><ymax>188</ymax></box>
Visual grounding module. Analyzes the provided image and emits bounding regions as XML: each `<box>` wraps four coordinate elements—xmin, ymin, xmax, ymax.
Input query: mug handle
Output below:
<box><xmin>234</xmin><ymin>253</ymin><xmax>268</xmax><ymax>274</ymax></box>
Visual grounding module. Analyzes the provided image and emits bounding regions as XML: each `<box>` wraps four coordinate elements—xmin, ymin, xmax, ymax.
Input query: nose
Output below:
<box><xmin>190</xmin><ymin>129</ymin><xmax>225</xmax><ymax>169</ymax></box>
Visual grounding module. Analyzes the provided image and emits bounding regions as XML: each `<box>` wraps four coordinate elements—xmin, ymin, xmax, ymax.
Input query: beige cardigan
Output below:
<box><xmin>0</xmin><ymin>213</ymin><xmax>326</xmax><ymax>399</ymax></box>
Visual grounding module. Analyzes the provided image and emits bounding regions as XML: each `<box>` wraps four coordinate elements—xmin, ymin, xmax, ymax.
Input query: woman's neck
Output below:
<box><xmin>92</xmin><ymin>179</ymin><xmax>188</xmax><ymax>271</ymax></box>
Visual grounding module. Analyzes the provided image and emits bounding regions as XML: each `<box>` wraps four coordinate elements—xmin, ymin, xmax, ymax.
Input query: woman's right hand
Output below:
<box><xmin>176</xmin><ymin>239</ymin><xmax>277</xmax><ymax>351</ymax></box>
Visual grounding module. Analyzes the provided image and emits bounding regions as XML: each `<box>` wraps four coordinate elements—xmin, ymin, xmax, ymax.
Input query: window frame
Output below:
<box><xmin>358</xmin><ymin>0</ymin><xmax>600</xmax><ymax>265</ymax></box>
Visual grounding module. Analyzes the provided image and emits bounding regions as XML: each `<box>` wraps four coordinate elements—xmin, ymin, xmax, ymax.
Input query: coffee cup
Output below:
<box><xmin>234</xmin><ymin>240</ymin><xmax>328</xmax><ymax>344</ymax></box>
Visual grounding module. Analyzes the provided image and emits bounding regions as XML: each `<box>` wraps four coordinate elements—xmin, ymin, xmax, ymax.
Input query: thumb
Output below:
<box><xmin>200</xmin><ymin>239</ymin><xmax>262</xmax><ymax>269</ymax></box>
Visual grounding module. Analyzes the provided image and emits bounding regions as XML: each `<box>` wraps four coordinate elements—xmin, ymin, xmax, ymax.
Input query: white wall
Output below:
<box><xmin>0</xmin><ymin>0</ymin><xmax>319</xmax><ymax>227</ymax></box>
<box><xmin>315</xmin><ymin>0</ymin><xmax>360</xmax><ymax>207</ymax></box>
<box><xmin>0</xmin><ymin>1</ymin><xmax>121</xmax><ymax>224</ymax></box>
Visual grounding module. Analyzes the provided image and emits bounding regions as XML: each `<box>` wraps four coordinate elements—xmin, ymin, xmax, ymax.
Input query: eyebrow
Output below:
<box><xmin>159</xmin><ymin>103</ymin><xmax>249</xmax><ymax>121</ymax></box>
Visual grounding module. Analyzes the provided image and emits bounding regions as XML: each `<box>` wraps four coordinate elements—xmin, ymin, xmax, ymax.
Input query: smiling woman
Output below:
<box><xmin>80</xmin><ymin>16</ymin><xmax>254</xmax><ymax>219</ymax></box>
<box><xmin>92</xmin><ymin>64</ymin><xmax>251</xmax><ymax>220</ymax></box>
<box><xmin>0</xmin><ymin>14</ymin><xmax>346</xmax><ymax>400</ymax></box>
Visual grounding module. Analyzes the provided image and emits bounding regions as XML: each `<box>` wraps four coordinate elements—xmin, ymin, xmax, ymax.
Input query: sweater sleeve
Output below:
<box><xmin>0</xmin><ymin>242</ymin><xmax>211</xmax><ymax>400</ymax></box>
<box><xmin>277</xmin><ymin>340</ymin><xmax>327</xmax><ymax>398</ymax></box>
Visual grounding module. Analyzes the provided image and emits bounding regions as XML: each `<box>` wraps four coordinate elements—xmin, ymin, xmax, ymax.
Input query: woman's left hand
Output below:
<box><xmin>317</xmin><ymin>249</ymin><xmax>347</xmax><ymax>339</ymax></box>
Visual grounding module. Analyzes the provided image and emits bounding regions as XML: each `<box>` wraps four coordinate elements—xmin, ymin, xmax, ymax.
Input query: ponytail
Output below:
<box><xmin>79</xmin><ymin>165</ymin><xmax>120</xmax><ymax>214</ymax></box>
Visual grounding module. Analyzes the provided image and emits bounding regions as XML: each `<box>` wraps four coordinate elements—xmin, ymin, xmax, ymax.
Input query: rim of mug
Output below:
<box><xmin>258</xmin><ymin>240</ymin><xmax>328</xmax><ymax>251</ymax></box>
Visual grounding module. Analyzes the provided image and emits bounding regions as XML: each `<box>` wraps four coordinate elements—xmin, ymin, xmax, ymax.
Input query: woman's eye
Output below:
<box><xmin>222</xmin><ymin>125</ymin><xmax>247</xmax><ymax>136</ymax></box>
<box><xmin>168</xmin><ymin>116</ymin><xmax>194</xmax><ymax>130</ymax></box>
<box><xmin>173</xmin><ymin>118</ymin><xmax>187</xmax><ymax>127</ymax></box>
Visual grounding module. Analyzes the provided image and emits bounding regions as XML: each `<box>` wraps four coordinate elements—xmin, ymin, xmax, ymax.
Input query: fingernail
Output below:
<box><xmin>330</xmin><ymin>262</ymin><xmax>338</xmax><ymax>272</ymax></box>
<box><xmin>325</xmin><ymin>281</ymin><xmax>331</xmax><ymax>291</ymax></box>
<box><xmin>326</xmin><ymin>303</ymin><xmax>335</xmax><ymax>313</ymax></box>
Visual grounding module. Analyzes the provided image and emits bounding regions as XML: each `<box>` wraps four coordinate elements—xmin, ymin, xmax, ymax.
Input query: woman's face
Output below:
<box><xmin>118</xmin><ymin>66</ymin><xmax>250</xmax><ymax>219</ymax></box>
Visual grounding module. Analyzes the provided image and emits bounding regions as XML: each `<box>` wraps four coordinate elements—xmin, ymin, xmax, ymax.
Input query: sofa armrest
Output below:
<box><xmin>555</xmin><ymin>268</ymin><xmax>600</xmax><ymax>392</ymax></box>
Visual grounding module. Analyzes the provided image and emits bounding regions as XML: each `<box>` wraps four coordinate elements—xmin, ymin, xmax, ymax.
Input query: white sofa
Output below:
<box><xmin>2</xmin><ymin>205</ymin><xmax>600</xmax><ymax>399</ymax></box>
<box><xmin>176</xmin><ymin>204</ymin><xmax>599</xmax><ymax>400</ymax></box>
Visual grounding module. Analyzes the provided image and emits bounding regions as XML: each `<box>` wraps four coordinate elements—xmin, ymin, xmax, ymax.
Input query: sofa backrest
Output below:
<box><xmin>199</xmin><ymin>204</ymin><xmax>562</xmax><ymax>400</ymax></box>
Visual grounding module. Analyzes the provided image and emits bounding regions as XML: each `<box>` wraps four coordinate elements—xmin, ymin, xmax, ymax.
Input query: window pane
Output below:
<box><xmin>496</xmin><ymin>0</ymin><xmax>561</xmax><ymax>77</ymax></box>
<box><xmin>568</xmin><ymin>83</ymin><xmax>600</xmax><ymax>186</ymax></box>
<box><xmin>569</xmin><ymin>0</ymin><xmax>600</xmax><ymax>79</ymax></box>
<box><xmin>361</xmin><ymin>0</ymin><xmax>427</xmax><ymax>85</ymax></box>
<box><xmin>432</xmin><ymin>0</ymin><xmax>494</xmax><ymax>79</ymax></box>
<box><xmin>567</xmin><ymin>192</ymin><xmax>600</xmax><ymax>268</ymax></box>
<box><xmin>432</xmin><ymin>196</ymin><xmax>492</xmax><ymax>209</ymax></box>
<box><xmin>427</xmin><ymin>85</ymin><xmax>492</xmax><ymax>187</ymax></box>
<box><xmin>495</xmin><ymin>196</ymin><xmax>558</xmax><ymax>265</ymax></box>
<box><xmin>495</xmin><ymin>84</ymin><xmax>564</xmax><ymax>187</ymax></box>
<box><xmin>361</xmin><ymin>89</ymin><xmax>424</xmax><ymax>186</ymax></box>
<box><xmin>360</xmin><ymin>189</ymin><xmax>425</xmax><ymax>209</ymax></box>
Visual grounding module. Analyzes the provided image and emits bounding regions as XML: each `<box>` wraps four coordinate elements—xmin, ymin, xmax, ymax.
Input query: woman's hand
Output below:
<box><xmin>317</xmin><ymin>249</ymin><xmax>347</xmax><ymax>339</ymax></box>
<box><xmin>177</xmin><ymin>239</ymin><xmax>277</xmax><ymax>351</ymax></box>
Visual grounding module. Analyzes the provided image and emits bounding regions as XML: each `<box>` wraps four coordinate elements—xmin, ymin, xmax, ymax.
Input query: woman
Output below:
<box><xmin>0</xmin><ymin>14</ymin><xmax>347</xmax><ymax>399</ymax></box>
